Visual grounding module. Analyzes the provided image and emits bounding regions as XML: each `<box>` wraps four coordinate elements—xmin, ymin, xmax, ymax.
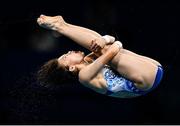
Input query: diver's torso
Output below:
<box><xmin>80</xmin><ymin>66</ymin><xmax>143</xmax><ymax>98</ymax></box>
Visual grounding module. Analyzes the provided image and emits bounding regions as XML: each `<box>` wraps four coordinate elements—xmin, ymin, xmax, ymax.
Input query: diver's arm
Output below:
<box><xmin>79</xmin><ymin>42</ymin><xmax>121</xmax><ymax>82</ymax></box>
<box><xmin>84</xmin><ymin>52</ymin><xmax>98</xmax><ymax>63</ymax></box>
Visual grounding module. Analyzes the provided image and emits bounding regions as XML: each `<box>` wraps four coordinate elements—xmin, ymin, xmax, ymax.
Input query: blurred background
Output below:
<box><xmin>0</xmin><ymin>0</ymin><xmax>179</xmax><ymax>124</ymax></box>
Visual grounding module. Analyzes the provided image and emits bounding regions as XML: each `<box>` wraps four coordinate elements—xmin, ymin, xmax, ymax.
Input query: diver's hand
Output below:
<box><xmin>108</xmin><ymin>41</ymin><xmax>123</xmax><ymax>55</ymax></box>
<box><xmin>90</xmin><ymin>38</ymin><xmax>104</xmax><ymax>54</ymax></box>
<box><xmin>114</xmin><ymin>41</ymin><xmax>123</xmax><ymax>49</ymax></box>
<box><xmin>102</xmin><ymin>35</ymin><xmax>115</xmax><ymax>44</ymax></box>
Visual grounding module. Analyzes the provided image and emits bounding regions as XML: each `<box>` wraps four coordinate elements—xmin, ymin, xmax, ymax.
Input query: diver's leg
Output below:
<box><xmin>37</xmin><ymin>15</ymin><xmax>115</xmax><ymax>51</ymax></box>
<box><xmin>94</xmin><ymin>43</ymin><xmax>159</xmax><ymax>90</ymax></box>
<box><xmin>107</xmin><ymin>48</ymin><xmax>158</xmax><ymax>90</ymax></box>
<box><xmin>121</xmin><ymin>49</ymin><xmax>161</xmax><ymax>66</ymax></box>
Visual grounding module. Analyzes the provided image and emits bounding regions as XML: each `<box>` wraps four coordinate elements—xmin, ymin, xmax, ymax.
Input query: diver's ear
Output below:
<box><xmin>69</xmin><ymin>65</ymin><xmax>76</xmax><ymax>72</ymax></box>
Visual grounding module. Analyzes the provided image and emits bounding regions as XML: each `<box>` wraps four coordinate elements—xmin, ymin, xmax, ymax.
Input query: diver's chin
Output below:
<box><xmin>80</xmin><ymin>56</ymin><xmax>85</xmax><ymax>63</ymax></box>
<box><xmin>80</xmin><ymin>51</ymin><xmax>85</xmax><ymax>56</ymax></box>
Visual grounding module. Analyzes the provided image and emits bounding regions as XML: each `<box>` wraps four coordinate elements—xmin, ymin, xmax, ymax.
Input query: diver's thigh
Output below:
<box><xmin>122</xmin><ymin>49</ymin><xmax>161</xmax><ymax>66</ymax></box>
<box><xmin>114</xmin><ymin>53</ymin><xmax>158</xmax><ymax>86</ymax></box>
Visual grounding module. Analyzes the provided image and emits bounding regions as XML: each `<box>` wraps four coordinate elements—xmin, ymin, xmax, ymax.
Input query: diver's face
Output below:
<box><xmin>58</xmin><ymin>51</ymin><xmax>85</xmax><ymax>67</ymax></box>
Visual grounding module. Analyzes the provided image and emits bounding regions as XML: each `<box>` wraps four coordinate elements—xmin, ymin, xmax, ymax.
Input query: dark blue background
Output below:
<box><xmin>0</xmin><ymin>0</ymin><xmax>179</xmax><ymax>124</ymax></box>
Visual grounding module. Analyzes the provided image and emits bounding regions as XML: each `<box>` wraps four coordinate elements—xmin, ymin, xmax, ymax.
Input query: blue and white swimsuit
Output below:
<box><xmin>102</xmin><ymin>65</ymin><xmax>163</xmax><ymax>98</ymax></box>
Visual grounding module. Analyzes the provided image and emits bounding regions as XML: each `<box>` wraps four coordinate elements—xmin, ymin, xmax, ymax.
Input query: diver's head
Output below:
<box><xmin>57</xmin><ymin>51</ymin><xmax>85</xmax><ymax>71</ymax></box>
<box><xmin>37</xmin><ymin>51</ymin><xmax>85</xmax><ymax>88</ymax></box>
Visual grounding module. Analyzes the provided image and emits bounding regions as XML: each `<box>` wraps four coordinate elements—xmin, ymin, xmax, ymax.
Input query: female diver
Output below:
<box><xmin>37</xmin><ymin>15</ymin><xmax>163</xmax><ymax>98</ymax></box>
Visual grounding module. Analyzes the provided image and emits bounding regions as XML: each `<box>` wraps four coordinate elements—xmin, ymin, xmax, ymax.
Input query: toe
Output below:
<box><xmin>37</xmin><ymin>18</ymin><xmax>41</xmax><ymax>24</ymax></box>
<box><xmin>37</xmin><ymin>18</ymin><xmax>44</xmax><ymax>24</ymax></box>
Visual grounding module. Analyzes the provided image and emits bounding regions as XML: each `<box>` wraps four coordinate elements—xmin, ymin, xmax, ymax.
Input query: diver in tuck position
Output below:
<box><xmin>37</xmin><ymin>14</ymin><xmax>163</xmax><ymax>98</ymax></box>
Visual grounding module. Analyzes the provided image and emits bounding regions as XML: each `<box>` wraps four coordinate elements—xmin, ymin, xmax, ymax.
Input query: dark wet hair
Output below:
<box><xmin>37</xmin><ymin>58</ymin><xmax>78</xmax><ymax>88</ymax></box>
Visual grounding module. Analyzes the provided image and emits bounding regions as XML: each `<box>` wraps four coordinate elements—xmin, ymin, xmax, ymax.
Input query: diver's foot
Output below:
<box><xmin>37</xmin><ymin>14</ymin><xmax>65</xmax><ymax>31</ymax></box>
